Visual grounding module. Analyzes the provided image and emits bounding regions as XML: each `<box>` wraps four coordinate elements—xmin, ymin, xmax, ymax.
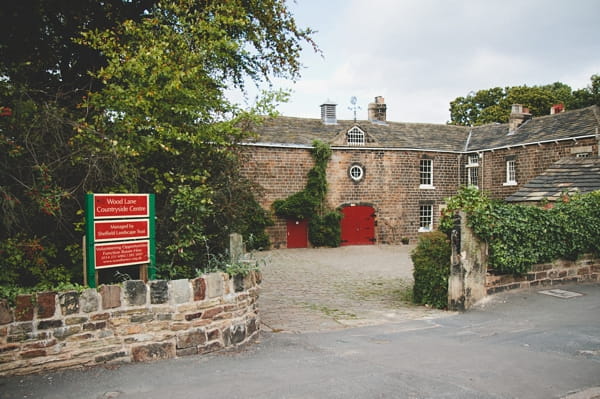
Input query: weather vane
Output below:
<box><xmin>348</xmin><ymin>96</ymin><xmax>361</xmax><ymax>122</ymax></box>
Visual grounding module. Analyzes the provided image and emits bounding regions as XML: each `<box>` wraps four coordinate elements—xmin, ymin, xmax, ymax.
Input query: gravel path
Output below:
<box><xmin>255</xmin><ymin>245</ymin><xmax>450</xmax><ymax>333</ymax></box>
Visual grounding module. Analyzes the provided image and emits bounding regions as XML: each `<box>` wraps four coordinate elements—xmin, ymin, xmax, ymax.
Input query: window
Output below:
<box><xmin>503</xmin><ymin>159</ymin><xmax>517</xmax><ymax>186</ymax></box>
<box><xmin>348</xmin><ymin>164</ymin><xmax>364</xmax><ymax>182</ymax></box>
<box><xmin>466</xmin><ymin>154</ymin><xmax>479</xmax><ymax>188</ymax></box>
<box><xmin>419</xmin><ymin>159</ymin><xmax>434</xmax><ymax>188</ymax></box>
<box><xmin>576</xmin><ymin>152</ymin><xmax>590</xmax><ymax>158</ymax></box>
<box><xmin>347</xmin><ymin>126</ymin><xmax>365</xmax><ymax>146</ymax></box>
<box><xmin>419</xmin><ymin>205</ymin><xmax>433</xmax><ymax>232</ymax></box>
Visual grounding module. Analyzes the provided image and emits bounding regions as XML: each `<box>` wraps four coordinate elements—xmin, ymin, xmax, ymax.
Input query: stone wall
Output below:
<box><xmin>449</xmin><ymin>211</ymin><xmax>600</xmax><ymax>310</ymax></box>
<box><xmin>0</xmin><ymin>271</ymin><xmax>260</xmax><ymax>376</ymax></box>
<box><xmin>486</xmin><ymin>256</ymin><xmax>600</xmax><ymax>294</ymax></box>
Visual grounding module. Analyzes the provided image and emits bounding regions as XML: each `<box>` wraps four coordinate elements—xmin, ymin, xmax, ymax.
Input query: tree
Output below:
<box><xmin>0</xmin><ymin>0</ymin><xmax>316</xmax><ymax>286</ymax></box>
<box><xmin>448</xmin><ymin>75</ymin><xmax>599</xmax><ymax>126</ymax></box>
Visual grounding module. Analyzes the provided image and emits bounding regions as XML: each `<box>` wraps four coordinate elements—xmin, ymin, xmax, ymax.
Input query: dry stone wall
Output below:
<box><xmin>486</xmin><ymin>256</ymin><xmax>600</xmax><ymax>294</ymax></box>
<box><xmin>0</xmin><ymin>271</ymin><xmax>260</xmax><ymax>376</ymax></box>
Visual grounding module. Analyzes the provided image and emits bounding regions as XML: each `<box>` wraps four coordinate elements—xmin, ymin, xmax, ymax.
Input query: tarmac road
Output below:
<box><xmin>1</xmin><ymin>282</ymin><xmax>599</xmax><ymax>399</ymax></box>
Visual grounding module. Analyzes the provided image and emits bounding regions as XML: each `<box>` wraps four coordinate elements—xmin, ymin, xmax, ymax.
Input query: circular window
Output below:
<box><xmin>349</xmin><ymin>164</ymin><xmax>364</xmax><ymax>182</ymax></box>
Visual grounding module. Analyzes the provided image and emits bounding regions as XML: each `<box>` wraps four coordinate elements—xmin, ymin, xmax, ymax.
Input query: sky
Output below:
<box><xmin>233</xmin><ymin>0</ymin><xmax>600</xmax><ymax>124</ymax></box>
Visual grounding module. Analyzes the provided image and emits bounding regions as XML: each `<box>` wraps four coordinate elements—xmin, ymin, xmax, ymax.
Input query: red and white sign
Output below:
<box><xmin>94</xmin><ymin>219</ymin><xmax>149</xmax><ymax>242</ymax></box>
<box><xmin>94</xmin><ymin>240</ymin><xmax>150</xmax><ymax>268</ymax></box>
<box><xmin>93</xmin><ymin>194</ymin><xmax>149</xmax><ymax>219</ymax></box>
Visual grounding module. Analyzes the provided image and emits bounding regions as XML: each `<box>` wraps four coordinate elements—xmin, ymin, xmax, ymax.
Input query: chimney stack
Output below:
<box><xmin>320</xmin><ymin>100</ymin><xmax>337</xmax><ymax>124</ymax></box>
<box><xmin>550</xmin><ymin>104</ymin><xmax>565</xmax><ymax>115</ymax></box>
<box><xmin>508</xmin><ymin>104</ymin><xmax>532</xmax><ymax>133</ymax></box>
<box><xmin>368</xmin><ymin>96</ymin><xmax>387</xmax><ymax>122</ymax></box>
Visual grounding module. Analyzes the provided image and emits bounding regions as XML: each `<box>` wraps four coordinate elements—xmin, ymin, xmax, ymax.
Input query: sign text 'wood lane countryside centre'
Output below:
<box><xmin>85</xmin><ymin>194</ymin><xmax>156</xmax><ymax>287</ymax></box>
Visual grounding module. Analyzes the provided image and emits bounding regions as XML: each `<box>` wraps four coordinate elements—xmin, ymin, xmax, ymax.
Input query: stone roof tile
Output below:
<box><xmin>506</xmin><ymin>156</ymin><xmax>600</xmax><ymax>202</ymax></box>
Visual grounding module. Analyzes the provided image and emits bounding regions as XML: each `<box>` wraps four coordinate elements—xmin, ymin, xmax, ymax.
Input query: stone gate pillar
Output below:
<box><xmin>448</xmin><ymin>211</ymin><xmax>488</xmax><ymax>310</ymax></box>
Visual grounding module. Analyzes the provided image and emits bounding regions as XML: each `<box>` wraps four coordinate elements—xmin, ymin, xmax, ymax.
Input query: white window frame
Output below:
<box><xmin>576</xmin><ymin>152</ymin><xmax>590</xmax><ymax>158</ymax></box>
<box><xmin>418</xmin><ymin>204</ymin><xmax>434</xmax><ymax>232</ymax></box>
<box><xmin>466</xmin><ymin>154</ymin><xmax>479</xmax><ymax>188</ymax></box>
<box><xmin>347</xmin><ymin>126</ymin><xmax>365</xmax><ymax>146</ymax></box>
<box><xmin>349</xmin><ymin>164</ymin><xmax>364</xmax><ymax>182</ymax></box>
<box><xmin>503</xmin><ymin>159</ymin><xmax>517</xmax><ymax>186</ymax></box>
<box><xmin>419</xmin><ymin>159</ymin><xmax>435</xmax><ymax>189</ymax></box>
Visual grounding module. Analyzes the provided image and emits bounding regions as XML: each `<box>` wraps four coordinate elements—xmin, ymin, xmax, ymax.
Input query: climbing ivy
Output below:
<box><xmin>272</xmin><ymin>140</ymin><xmax>342</xmax><ymax>247</ymax></box>
<box><xmin>441</xmin><ymin>187</ymin><xmax>600</xmax><ymax>275</ymax></box>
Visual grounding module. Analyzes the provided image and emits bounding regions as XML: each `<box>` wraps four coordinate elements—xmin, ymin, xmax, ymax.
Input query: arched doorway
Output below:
<box><xmin>340</xmin><ymin>205</ymin><xmax>375</xmax><ymax>245</ymax></box>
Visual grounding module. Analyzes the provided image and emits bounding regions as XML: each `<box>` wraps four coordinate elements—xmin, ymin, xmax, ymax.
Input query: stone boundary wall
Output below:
<box><xmin>486</xmin><ymin>255</ymin><xmax>600</xmax><ymax>295</ymax></box>
<box><xmin>449</xmin><ymin>211</ymin><xmax>600</xmax><ymax>310</ymax></box>
<box><xmin>0</xmin><ymin>271</ymin><xmax>260</xmax><ymax>376</ymax></box>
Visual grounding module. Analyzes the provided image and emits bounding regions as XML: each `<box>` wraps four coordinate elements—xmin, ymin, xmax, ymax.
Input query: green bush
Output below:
<box><xmin>411</xmin><ymin>231</ymin><xmax>451</xmax><ymax>309</ymax></box>
<box><xmin>309</xmin><ymin>211</ymin><xmax>343</xmax><ymax>247</ymax></box>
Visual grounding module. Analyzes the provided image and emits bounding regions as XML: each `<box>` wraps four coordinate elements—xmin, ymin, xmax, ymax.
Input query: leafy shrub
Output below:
<box><xmin>0</xmin><ymin>235</ymin><xmax>72</xmax><ymax>288</ymax></box>
<box><xmin>309</xmin><ymin>211</ymin><xmax>343</xmax><ymax>247</ymax></box>
<box><xmin>411</xmin><ymin>231</ymin><xmax>451</xmax><ymax>309</ymax></box>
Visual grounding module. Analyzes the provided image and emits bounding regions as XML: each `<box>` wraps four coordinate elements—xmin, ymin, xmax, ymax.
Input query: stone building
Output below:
<box><xmin>241</xmin><ymin>99</ymin><xmax>600</xmax><ymax>248</ymax></box>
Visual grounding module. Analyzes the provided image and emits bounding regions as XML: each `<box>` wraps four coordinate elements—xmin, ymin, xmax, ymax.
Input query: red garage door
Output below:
<box><xmin>341</xmin><ymin>206</ymin><xmax>375</xmax><ymax>246</ymax></box>
<box><xmin>286</xmin><ymin>219</ymin><xmax>308</xmax><ymax>248</ymax></box>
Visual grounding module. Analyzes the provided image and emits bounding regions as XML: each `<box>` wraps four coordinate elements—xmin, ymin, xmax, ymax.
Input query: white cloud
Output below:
<box><xmin>234</xmin><ymin>0</ymin><xmax>600</xmax><ymax>124</ymax></box>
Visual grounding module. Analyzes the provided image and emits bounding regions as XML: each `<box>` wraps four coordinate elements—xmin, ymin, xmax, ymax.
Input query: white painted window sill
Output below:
<box><xmin>419</xmin><ymin>185</ymin><xmax>436</xmax><ymax>190</ymax></box>
<box><xmin>418</xmin><ymin>227</ymin><xmax>433</xmax><ymax>233</ymax></box>
<box><xmin>503</xmin><ymin>181</ymin><xmax>517</xmax><ymax>186</ymax></box>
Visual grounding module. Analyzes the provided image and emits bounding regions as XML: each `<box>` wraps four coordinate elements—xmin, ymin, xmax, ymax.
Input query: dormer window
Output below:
<box><xmin>347</xmin><ymin>126</ymin><xmax>365</xmax><ymax>146</ymax></box>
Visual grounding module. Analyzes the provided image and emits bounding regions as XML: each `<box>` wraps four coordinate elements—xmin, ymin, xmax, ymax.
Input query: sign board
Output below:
<box><xmin>94</xmin><ymin>219</ymin><xmax>149</xmax><ymax>242</ymax></box>
<box><xmin>93</xmin><ymin>194</ymin><xmax>149</xmax><ymax>219</ymax></box>
<box><xmin>94</xmin><ymin>240</ymin><xmax>150</xmax><ymax>268</ymax></box>
<box><xmin>85</xmin><ymin>193</ymin><xmax>155</xmax><ymax>287</ymax></box>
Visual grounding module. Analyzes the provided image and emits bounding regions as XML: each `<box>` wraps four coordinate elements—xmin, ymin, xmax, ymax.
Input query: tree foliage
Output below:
<box><xmin>0</xmin><ymin>0</ymin><xmax>315</xmax><ymax>287</ymax></box>
<box><xmin>449</xmin><ymin>75</ymin><xmax>600</xmax><ymax>126</ymax></box>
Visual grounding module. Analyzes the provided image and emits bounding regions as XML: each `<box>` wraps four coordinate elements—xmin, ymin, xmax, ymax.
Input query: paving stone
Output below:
<box><xmin>256</xmin><ymin>246</ymin><xmax>447</xmax><ymax>333</ymax></box>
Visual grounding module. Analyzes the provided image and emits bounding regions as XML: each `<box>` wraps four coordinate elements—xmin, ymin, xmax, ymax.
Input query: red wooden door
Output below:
<box><xmin>286</xmin><ymin>219</ymin><xmax>308</xmax><ymax>248</ymax></box>
<box><xmin>341</xmin><ymin>206</ymin><xmax>375</xmax><ymax>245</ymax></box>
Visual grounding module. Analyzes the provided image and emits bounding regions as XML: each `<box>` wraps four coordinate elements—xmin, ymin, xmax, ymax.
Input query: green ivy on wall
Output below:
<box><xmin>272</xmin><ymin>140</ymin><xmax>342</xmax><ymax>247</ymax></box>
<box><xmin>441</xmin><ymin>187</ymin><xmax>600</xmax><ymax>275</ymax></box>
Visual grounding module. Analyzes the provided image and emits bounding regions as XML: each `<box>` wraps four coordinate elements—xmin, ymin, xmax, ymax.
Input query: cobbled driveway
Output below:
<box><xmin>255</xmin><ymin>245</ymin><xmax>450</xmax><ymax>333</ymax></box>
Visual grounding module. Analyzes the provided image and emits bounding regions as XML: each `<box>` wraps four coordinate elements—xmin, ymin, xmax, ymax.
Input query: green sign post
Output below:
<box><xmin>85</xmin><ymin>193</ymin><xmax>156</xmax><ymax>288</ymax></box>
